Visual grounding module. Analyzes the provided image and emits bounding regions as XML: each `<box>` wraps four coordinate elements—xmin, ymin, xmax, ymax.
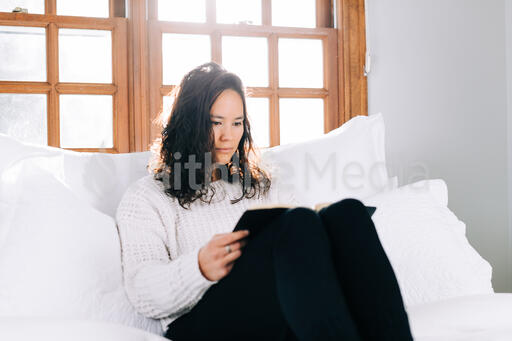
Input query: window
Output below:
<box><xmin>147</xmin><ymin>0</ymin><xmax>339</xmax><ymax>148</ymax></box>
<box><xmin>1</xmin><ymin>0</ymin><xmax>367</xmax><ymax>152</ymax></box>
<box><xmin>0</xmin><ymin>0</ymin><xmax>129</xmax><ymax>152</ymax></box>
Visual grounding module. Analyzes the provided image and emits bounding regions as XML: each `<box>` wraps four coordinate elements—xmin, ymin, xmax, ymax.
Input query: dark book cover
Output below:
<box><xmin>233</xmin><ymin>205</ymin><xmax>376</xmax><ymax>238</ymax></box>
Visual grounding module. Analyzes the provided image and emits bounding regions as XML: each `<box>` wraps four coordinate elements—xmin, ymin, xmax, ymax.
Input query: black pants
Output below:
<box><xmin>165</xmin><ymin>199</ymin><xmax>413</xmax><ymax>341</ymax></box>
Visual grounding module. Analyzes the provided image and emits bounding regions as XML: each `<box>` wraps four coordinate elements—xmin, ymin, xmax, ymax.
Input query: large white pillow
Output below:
<box><xmin>261</xmin><ymin>113</ymin><xmax>392</xmax><ymax>208</ymax></box>
<box><xmin>363</xmin><ymin>180</ymin><xmax>494</xmax><ymax>306</ymax></box>
<box><xmin>0</xmin><ymin>133</ymin><xmax>150</xmax><ymax>217</ymax></box>
<box><xmin>0</xmin><ymin>158</ymin><xmax>163</xmax><ymax>336</ymax></box>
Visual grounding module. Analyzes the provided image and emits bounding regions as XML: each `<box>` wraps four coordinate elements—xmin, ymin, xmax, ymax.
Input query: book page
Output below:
<box><xmin>314</xmin><ymin>202</ymin><xmax>332</xmax><ymax>211</ymax></box>
<box><xmin>247</xmin><ymin>203</ymin><xmax>297</xmax><ymax>211</ymax></box>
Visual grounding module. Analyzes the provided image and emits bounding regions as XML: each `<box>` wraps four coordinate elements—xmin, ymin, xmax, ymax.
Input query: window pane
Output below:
<box><xmin>60</xmin><ymin>95</ymin><xmax>113</xmax><ymax>148</ymax></box>
<box><xmin>162</xmin><ymin>34</ymin><xmax>211</xmax><ymax>85</ymax></box>
<box><xmin>216</xmin><ymin>0</ymin><xmax>261</xmax><ymax>25</ymax></box>
<box><xmin>222</xmin><ymin>36</ymin><xmax>268</xmax><ymax>87</ymax></box>
<box><xmin>279</xmin><ymin>38</ymin><xmax>323</xmax><ymax>88</ymax></box>
<box><xmin>158</xmin><ymin>0</ymin><xmax>206</xmax><ymax>23</ymax></box>
<box><xmin>272</xmin><ymin>0</ymin><xmax>316</xmax><ymax>28</ymax></box>
<box><xmin>162</xmin><ymin>95</ymin><xmax>174</xmax><ymax>125</ymax></box>
<box><xmin>0</xmin><ymin>26</ymin><xmax>46</xmax><ymax>82</ymax></box>
<box><xmin>57</xmin><ymin>0</ymin><xmax>109</xmax><ymax>18</ymax></box>
<box><xmin>0</xmin><ymin>94</ymin><xmax>47</xmax><ymax>145</ymax></box>
<box><xmin>246</xmin><ymin>97</ymin><xmax>269</xmax><ymax>148</ymax></box>
<box><xmin>279</xmin><ymin>98</ymin><xmax>323</xmax><ymax>145</ymax></box>
<box><xmin>59</xmin><ymin>29</ymin><xmax>112</xmax><ymax>83</ymax></box>
<box><xmin>163</xmin><ymin>95</ymin><xmax>174</xmax><ymax>115</ymax></box>
<box><xmin>0</xmin><ymin>0</ymin><xmax>44</xmax><ymax>14</ymax></box>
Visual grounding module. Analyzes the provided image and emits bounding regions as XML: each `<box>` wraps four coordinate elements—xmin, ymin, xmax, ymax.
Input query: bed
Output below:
<box><xmin>0</xmin><ymin>114</ymin><xmax>510</xmax><ymax>340</ymax></box>
<box><xmin>0</xmin><ymin>317</ymin><xmax>168</xmax><ymax>341</ymax></box>
<box><xmin>1</xmin><ymin>294</ymin><xmax>511</xmax><ymax>341</ymax></box>
<box><xmin>409</xmin><ymin>294</ymin><xmax>512</xmax><ymax>341</ymax></box>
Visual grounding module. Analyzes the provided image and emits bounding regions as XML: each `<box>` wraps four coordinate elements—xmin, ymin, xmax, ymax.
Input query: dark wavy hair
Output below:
<box><xmin>149</xmin><ymin>62</ymin><xmax>271</xmax><ymax>209</ymax></box>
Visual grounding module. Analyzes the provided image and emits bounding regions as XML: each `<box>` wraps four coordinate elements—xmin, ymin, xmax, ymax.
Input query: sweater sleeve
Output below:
<box><xmin>115</xmin><ymin>182</ymin><xmax>217</xmax><ymax>320</ymax></box>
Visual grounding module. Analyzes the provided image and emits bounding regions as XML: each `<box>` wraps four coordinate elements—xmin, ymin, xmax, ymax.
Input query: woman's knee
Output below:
<box><xmin>335</xmin><ymin>198</ymin><xmax>366</xmax><ymax>212</ymax></box>
<box><xmin>320</xmin><ymin>198</ymin><xmax>378</xmax><ymax>241</ymax></box>
<box><xmin>282</xmin><ymin>207</ymin><xmax>321</xmax><ymax>230</ymax></box>
<box><xmin>321</xmin><ymin>198</ymin><xmax>368</xmax><ymax>221</ymax></box>
<box><xmin>273</xmin><ymin>207</ymin><xmax>326</xmax><ymax>246</ymax></box>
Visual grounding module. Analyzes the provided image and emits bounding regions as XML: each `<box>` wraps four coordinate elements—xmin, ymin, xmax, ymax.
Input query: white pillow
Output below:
<box><xmin>388</xmin><ymin>178</ymin><xmax>449</xmax><ymax>207</ymax></box>
<box><xmin>389</xmin><ymin>176</ymin><xmax>398</xmax><ymax>191</ymax></box>
<box><xmin>0</xmin><ymin>158</ymin><xmax>163</xmax><ymax>336</ymax></box>
<box><xmin>363</xmin><ymin>180</ymin><xmax>494</xmax><ymax>306</ymax></box>
<box><xmin>0</xmin><ymin>133</ymin><xmax>150</xmax><ymax>217</ymax></box>
<box><xmin>261</xmin><ymin>113</ymin><xmax>393</xmax><ymax>208</ymax></box>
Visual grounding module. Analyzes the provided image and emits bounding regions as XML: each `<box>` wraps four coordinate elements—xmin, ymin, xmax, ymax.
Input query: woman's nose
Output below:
<box><xmin>220</xmin><ymin>126</ymin><xmax>233</xmax><ymax>140</ymax></box>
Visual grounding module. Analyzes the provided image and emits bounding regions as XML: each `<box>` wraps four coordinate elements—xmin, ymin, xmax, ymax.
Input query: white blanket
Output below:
<box><xmin>2</xmin><ymin>294</ymin><xmax>512</xmax><ymax>340</ymax></box>
<box><xmin>409</xmin><ymin>293</ymin><xmax>512</xmax><ymax>341</ymax></box>
<box><xmin>0</xmin><ymin>317</ymin><xmax>168</xmax><ymax>341</ymax></box>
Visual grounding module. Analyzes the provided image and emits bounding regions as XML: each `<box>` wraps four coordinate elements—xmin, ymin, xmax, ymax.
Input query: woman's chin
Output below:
<box><xmin>215</xmin><ymin>158</ymin><xmax>232</xmax><ymax>165</ymax></box>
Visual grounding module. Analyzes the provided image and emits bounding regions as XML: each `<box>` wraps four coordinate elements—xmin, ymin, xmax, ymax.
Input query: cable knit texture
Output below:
<box><xmin>115</xmin><ymin>174</ymin><xmax>298</xmax><ymax>334</ymax></box>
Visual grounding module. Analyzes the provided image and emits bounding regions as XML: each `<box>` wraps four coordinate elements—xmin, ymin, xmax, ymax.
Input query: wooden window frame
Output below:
<box><xmin>337</xmin><ymin>0</ymin><xmax>368</xmax><ymax>124</ymax></box>
<box><xmin>145</xmin><ymin>0</ymin><xmax>338</xmax><ymax>148</ymax></box>
<box><xmin>0</xmin><ymin>0</ymin><xmax>367</xmax><ymax>153</ymax></box>
<box><xmin>0</xmin><ymin>0</ymin><xmax>129</xmax><ymax>153</ymax></box>
<box><xmin>127</xmin><ymin>0</ymin><xmax>368</xmax><ymax>152</ymax></box>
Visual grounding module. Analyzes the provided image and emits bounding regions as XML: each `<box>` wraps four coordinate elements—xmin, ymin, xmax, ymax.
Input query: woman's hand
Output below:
<box><xmin>198</xmin><ymin>230</ymin><xmax>250</xmax><ymax>281</ymax></box>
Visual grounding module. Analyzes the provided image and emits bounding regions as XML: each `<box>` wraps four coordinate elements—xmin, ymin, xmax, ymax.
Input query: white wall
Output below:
<box><xmin>506</xmin><ymin>0</ymin><xmax>512</xmax><ymax>292</ymax></box>
<box><xmin>366</xmin><ymin>0</ymin><xmax>511</xmax><ymax>291</ymax></box>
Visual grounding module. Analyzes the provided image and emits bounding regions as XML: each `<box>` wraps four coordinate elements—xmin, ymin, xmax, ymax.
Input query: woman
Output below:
<box><xmin>116</xmin><ymin>62</ymin><xmax>413</xmax><ymax>341</ymax></box>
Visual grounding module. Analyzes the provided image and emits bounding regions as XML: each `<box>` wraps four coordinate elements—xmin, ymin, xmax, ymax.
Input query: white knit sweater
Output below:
<box><xmin>115</xmin><ymin>174</ymin><xmax>298</xmax><ymax>334</ymax></box>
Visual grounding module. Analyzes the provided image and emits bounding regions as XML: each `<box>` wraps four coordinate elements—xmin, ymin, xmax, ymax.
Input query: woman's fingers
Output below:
<box><xmin>215</xmin><ymin>230</ymin><xmax>250</xmax><ymax>246</ymax></box>
<box><xmin>208</xmin><ymin>231</ymin><xmax>250</xmax><ymax>274</ymax></box>
<box><xmin>225</xmin><ymin>239</ymin><xmax>247</xmax><ymax>252</ymax></box>
<box><xmin>211</xmin><ymin>235</ymin><xmax>249</xmax><ymax>258</ymax></box>
<box><xmin>201</xmin><ymin>231</ymin><xmax>250</xmax><ymax>281</ymax></box>
<box><xmin>221</xmin><ymin>249</ymin><xmax>242</xmax><ymax>265</ymax></box>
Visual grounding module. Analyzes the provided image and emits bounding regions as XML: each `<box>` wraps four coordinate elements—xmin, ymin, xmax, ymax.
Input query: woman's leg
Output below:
<box><xmin>165</xmin><ymin>207</ymin><xmax>361</xmax><ymax>341</ymax></box>
<box><xmin>318</xmin><ymin>198</ymin><xmax>413</xmax><ymax>341</ymax></box>
<box><xmin>272</xmin><ymin>207</ymin><xmax>360</xmax><ymax>341</ymax></box>
<box><xmin>165</xmin><ymin>213</ymin><xmax>288</xmax><ymax>341</ymax></box>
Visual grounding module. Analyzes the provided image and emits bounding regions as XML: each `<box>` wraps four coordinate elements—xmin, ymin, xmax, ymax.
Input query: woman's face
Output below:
<box><xmin>210</xmin><ymin>89</ymin><xmax>245</xmax><ymax>164</ymax></box>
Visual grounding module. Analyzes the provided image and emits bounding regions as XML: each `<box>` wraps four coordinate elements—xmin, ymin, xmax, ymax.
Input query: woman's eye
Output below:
<box><xmin>211</xmin><ymin>121</ymin><xmax>221</xmax><ymax>126</ymax></box>
<box><xmin>234</xmin><ymin>122</ymin><xmax>243</xmax><ymax>126</ymax></box>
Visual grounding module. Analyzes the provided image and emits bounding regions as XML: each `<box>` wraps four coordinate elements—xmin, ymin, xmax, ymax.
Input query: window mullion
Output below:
<box><xmin>262</xmin><ymin>0</ymin><xmax>271</xmax><ymax>26</ymax></box>
<box><xmin>325</xmin><ymin>30</ymin><xmax>339</xmax><ymax>131</ymax></box>
<box><xmin>316</xmin><ymin>0</ymin><xmax>333</xmax><ymax>28</ymax></box>
<box><xmin>148</xmin><ymin>23</ymin><xmax>162</xmax><ymax>142</ymax></box>
<box><xmin>45</xmin><ymin>0</ymin><xmax>56</xmax><ymax>15</ymax></box>
<box><xmin>268</xmin><ymin>33</ymin><xmax>279</xmax><ymax>146</ymax></box>
<box><xmin>206</xmin><ymin>0</ymin><xmax>216</xmax><ymax>24</ymax></box>
<box><xmin>148</xmin><ymin>0</ymin><xmax>158</xmax><ymax>20</ymax></box>
<box><xmin>112</xmin><ymin>21</ymin><xmax>131</xmax><ymax>152</ymax></box>
<box><xmin>335</xmin><ymin>0</ymin><xmax>368</xmax><ymax>124</ymax></box>
<box><xmin>128</xmin><ymin>0</ymin><xmax>152</xmax><ymax>152</ymax></box>
<box><xmin>110</xmin><ymin>0</ymin><xmax>127</xmax><ymax>18</ymax></box>
<box><xmin>211</xmin><ymin>30</ymin><xmax>222</xmax><ymax>64</ymax></box>
<box><xmin>270</xmin><ymin>93</ymin><xmax>279</xmax><ymax>146</ymax></box>
<box><xmin>47</xmin><ymin>22</ymin><xmax>59</xmax><ymax>147</ymax></box>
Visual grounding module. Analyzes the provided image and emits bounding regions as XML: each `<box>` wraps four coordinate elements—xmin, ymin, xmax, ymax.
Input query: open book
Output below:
<box><xmin>233</xmin><ymin>203</ymin><xmax>377</xmax><ymax>238</ymax></box>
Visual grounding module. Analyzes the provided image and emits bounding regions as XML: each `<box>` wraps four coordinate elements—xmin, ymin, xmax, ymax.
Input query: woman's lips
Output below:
<box><xmin>216</xmin><ymin>148</ymin><xmax>232</xmax><ymax>153</ymax></box>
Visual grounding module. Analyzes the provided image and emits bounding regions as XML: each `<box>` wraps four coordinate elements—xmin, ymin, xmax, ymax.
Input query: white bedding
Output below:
<box><xmin>1</xmin><ymin>127</ymin><xmax>509</xmax><ymax>340</ymax></box>
<box><xmin>1</xmin><ymin>294</ymin><xmax>511</xmax><ymax>340</ymax></box>
<box><xmin>0</xmin><ymin>317</ymin><xmax>168</xmax><ymax>341</ymax></box>
<box><xmin>409</xmin><ymin>293</ymin><xmax>512</xmax><ymax>341</ymax></box>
